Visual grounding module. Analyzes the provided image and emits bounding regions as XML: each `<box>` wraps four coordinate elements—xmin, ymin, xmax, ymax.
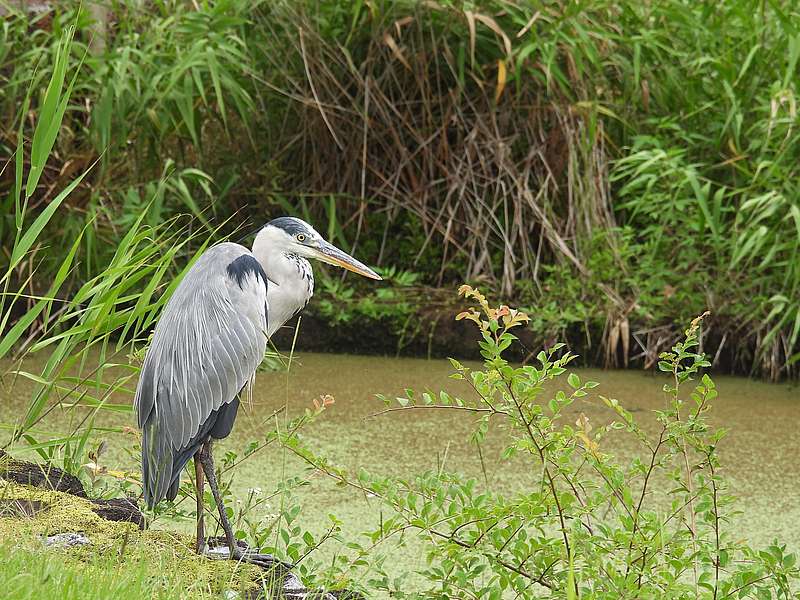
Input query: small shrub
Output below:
<box><xmin>291</xmin><ymin>288</ymin><xmax>799</xmax><ymax>598</ymax></box>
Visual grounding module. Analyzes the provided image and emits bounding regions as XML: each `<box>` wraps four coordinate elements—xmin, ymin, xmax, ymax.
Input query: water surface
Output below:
<box><xmin>1</xmin><ymin>352</ymin><xmax>798</xmax><ymax>582</ymax></box>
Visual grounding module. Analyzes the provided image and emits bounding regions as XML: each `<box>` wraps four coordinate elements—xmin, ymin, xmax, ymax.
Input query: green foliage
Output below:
<box><xmin>314</xmin><ymin>266</ymin><xmax>419</xmax><ymax>328</ymax></box>
<box><xmin>89</xmin><ymin>2</ymin><xmax>256</xmax><ymax>164</ymax></box>
<box><xmin>1</xmin><ymin>2</ymin><xmax>255</xmax><ymax>284</ymax></box>
<box><xmin>0</xmin><ymin>26</ymin><xmax>213</xmax><ymax>479</ymax></box>
<box><xmin>3</xmin><ymin>0</ymin><xmax>799</xmax><ymax>377</ymax></box>
<box><xmin>609</xmin><ymin>128</ymin><xmax>800</xmax><ymax>376</ymax></box>
<box><xmin>0</xmin><ymin>544</ymin><xmax>219</xmax><ymax>600</ymax></box>
<box><xmin>287</xmin><ymin>290</ymin><xmax>799</xmax><ymax>597</ymax></box>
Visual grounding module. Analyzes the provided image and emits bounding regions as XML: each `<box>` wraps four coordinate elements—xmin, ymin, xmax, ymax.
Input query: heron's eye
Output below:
<box><xmin>296</xmin><ymin>234</ymin><xmax>306</xmax><ymax>242</ymax></box>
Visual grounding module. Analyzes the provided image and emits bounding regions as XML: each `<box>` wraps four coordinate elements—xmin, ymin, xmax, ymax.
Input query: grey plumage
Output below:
<box><xmin>134</xmin><ymin>216</ymin><xmax>381</xmax><ymax>528</ymax></box>
<box><xmin>136</xmin><ymin>243</ymin><xmax>268</xmax><ymax>507</ymax></box>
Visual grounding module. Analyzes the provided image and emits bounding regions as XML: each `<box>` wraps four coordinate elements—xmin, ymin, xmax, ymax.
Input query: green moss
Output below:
<box><xmin>0</xmin><ymin>479</ymin><xmax>266</xmax><ymax>598</ymax></box>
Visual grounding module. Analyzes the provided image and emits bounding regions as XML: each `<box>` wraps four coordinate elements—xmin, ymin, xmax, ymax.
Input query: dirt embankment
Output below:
<box><xmin>0</xmin><ymin>450</ymin><xmax>361</xmax><ymax>599</ymax></box>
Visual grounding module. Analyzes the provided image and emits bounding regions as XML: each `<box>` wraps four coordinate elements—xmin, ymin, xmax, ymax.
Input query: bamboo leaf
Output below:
<box><xmin>494</xmin><ymin>59</ymin><xmax>507</xmax><ymax>103</ymax></box>
<box><xmin>9</xmin><ymin>166</ymin><xmax>94</xmax><ymax>274</ymax></box>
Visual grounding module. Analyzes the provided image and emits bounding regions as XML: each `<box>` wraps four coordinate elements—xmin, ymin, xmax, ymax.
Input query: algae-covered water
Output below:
<box><xmin>1</xmin><ymin>352</ymin><xmax>798</xmax><ymax>583</ymax></box>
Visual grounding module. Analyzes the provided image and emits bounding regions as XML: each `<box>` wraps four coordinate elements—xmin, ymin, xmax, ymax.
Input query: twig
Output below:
<box><xmin>298</xmin><ymin>28</ymin><xmax>343</xmax><ymax>150</ymax></box>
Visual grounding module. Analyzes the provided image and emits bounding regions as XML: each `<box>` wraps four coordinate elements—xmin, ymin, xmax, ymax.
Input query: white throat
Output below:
<box><xmin>252</xmin><ymin>228</ymin><xmax>314</xmax><ymax>337</ymax></box>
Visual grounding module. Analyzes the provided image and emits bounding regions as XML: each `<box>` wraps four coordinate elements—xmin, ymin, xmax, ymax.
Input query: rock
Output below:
<box><xmin>282</xmin><ymin>573</ymin><xmax>306</xmax><ymax>593</ymax></box>
<box><xmin>90</xmin><ymin>497</ymin><xmax>144</xmax><ymax>528</ymax></box>
<box><xmin>0</xmin><ymin>449</ymin><xmax>86</xmax><ymax>497</ymax></box>
<box><xmin>203</xmin><ymin>537</ymin><xmax>359</xmax><ymax>599</ymax></box>
<box><xmin>281</xmin><ymin>572</ymin><xmax>336</xmax><ymax>600</ymax></box>
<box><xmin>0</xmin><ymin>450</ymin><xmax>144</xmax><ymax>528</ymax></box>
<box><xmin>0</xmin><ymin>454</ymin><xmax>364</xmax><ymax>599</ymax></box>
<box><xmin>44</xmin><ymin>532</ymin><xmax>91</xmax><ymax>548</ymax></box>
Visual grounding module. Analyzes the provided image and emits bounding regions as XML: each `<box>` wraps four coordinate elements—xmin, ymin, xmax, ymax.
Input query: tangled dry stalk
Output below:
<box><xmin>260</xmin><ymin>4</ymin><xmax>618</xmax><ymax>300</ymax></box>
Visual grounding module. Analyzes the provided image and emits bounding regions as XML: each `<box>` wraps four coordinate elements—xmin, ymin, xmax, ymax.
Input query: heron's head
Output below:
<box><xmin>260</xmin><ymin>217</ymin><xmax>382</xmax><ymax>280</ymax></box>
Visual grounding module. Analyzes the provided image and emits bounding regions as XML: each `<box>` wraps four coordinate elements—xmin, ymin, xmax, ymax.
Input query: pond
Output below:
<box><xmin>1</xmin><ymin>352</ymin><xmax>798</xmax><ymax>583</ymax></box>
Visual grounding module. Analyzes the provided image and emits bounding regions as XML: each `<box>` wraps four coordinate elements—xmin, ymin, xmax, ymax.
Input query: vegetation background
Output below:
<box><xmin>2</xmin><ymin>1</ymin><xmax>800</xmax><ymax>598</ymax></box>
<box><xmin>2</xmin><ymin>0</ymin><xmax>798</xmax><ymax>380</ymax></box>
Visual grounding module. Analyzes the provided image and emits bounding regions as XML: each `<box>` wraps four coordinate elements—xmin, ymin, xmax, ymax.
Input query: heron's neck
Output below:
<box><xmin>252</xmin><ymin>235</ymin><xmax>314</xmax><ymax>338</ymax></box>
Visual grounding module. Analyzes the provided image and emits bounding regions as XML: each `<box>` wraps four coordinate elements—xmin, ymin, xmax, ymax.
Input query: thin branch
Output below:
<box><xmin>367</xmin><ymin>404</ymin><xmax>503</xmax><ymax>419</ymax></box>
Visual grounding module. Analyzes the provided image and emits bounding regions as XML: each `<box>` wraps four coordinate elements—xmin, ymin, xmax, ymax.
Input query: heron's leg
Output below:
<box><xmin>197</xmin><ymin>440</ymin><xmax>237</xmax><ymax>554</ymax></box>
<box><xmin>197</xmin><ymin>440</ymin><xmax>293</xmax><ymax>571</ymax></box>
<box><xmin>194</xmin><ymin>451</ymin><xmax>205</xmax><ymax>555</ymax></box>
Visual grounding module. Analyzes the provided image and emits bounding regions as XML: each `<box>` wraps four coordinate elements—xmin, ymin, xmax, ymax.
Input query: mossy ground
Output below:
<box><xmin>0</xmin><ymin>478</ymin><xmax>268</xmax><ymax>599</ymax></box>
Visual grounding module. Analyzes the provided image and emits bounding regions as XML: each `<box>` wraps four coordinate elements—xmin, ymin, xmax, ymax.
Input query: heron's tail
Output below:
<box><xmin>142</xmin><ymin>415</ymin><xmax>210</xmax><ymax>508</ymax></box>
<box><xmin>141</xmin><ymin>418</ymin><xmax>176</xmax><ymax>509</ymax></box>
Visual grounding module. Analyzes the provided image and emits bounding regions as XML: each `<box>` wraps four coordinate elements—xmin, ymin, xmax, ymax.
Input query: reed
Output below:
<box><xmin>2</xmin><ymin>0</ymin><xmax>798</xmax><ymax>378</ymax></box>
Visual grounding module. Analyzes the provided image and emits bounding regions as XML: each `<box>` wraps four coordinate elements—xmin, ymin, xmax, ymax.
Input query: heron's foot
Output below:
<box><xmin>230</xmin><ymin>547</ymin><xmax>294</xmax><ymax>571</ymax></box>
<box><xmin>203</xmin><ymin>535</ymin><xmax>294</xmax><ymax>570</ymax></box>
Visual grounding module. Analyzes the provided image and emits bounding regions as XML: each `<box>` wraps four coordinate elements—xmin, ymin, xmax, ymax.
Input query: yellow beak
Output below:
<box><xmin>311</xmin><ymin>240</ymin><xmax>382</xmax><ymax>280</ymax></box>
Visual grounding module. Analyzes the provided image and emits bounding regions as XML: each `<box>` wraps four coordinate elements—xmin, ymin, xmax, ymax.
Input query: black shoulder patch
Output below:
<box><xmin>226</xmin><ymin>255</ymin><xmax>268</xmax><ymax>291</ymax></box>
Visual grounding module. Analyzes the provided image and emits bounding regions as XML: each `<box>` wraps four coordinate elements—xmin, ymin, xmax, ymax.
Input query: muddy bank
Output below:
<box><xmin>270</xmin><ymin>309</ymin><xmax>525</xmax><ymax>362</ymax></box>
<box><xmin>270</xmin><ymin>301</ymin><xmax>797</xmax><ymax>381</ymax></box>
<box><xmin>0</xmin><ymin>451</ymin><xmax>361</xmax><ymax>599</ymax></box>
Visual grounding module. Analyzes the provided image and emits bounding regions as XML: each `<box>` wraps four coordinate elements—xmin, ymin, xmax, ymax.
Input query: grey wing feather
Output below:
<box><xmin>135</xmin><ymin>243</ymin><xmax>268</xmax><ymax>507</ymax></box>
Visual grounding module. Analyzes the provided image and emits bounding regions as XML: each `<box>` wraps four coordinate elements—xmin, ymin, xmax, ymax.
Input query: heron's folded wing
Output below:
<box><xmin>134</xmin><ymin>243</ymin><xmax>268</xmax><ymax>503</ymax></box>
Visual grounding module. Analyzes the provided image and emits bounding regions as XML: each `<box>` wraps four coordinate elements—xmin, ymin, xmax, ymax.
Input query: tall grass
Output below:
<box><xmin>2</xmin><ymin>0</ymin><xmax>798</xmax><ymax>378</ymax></box>
<box><xmin>255</xmin><ymin>1</ymin><xmax>616</xmax><ymax>297</ymax></box>
<box><xmin>0</xmin><ymin>20</ymin><xmax>214</xmax><ymax>477</ymax></box>
<box><xmin>1</xmin><ymin>2</ymin><xmax>254</xmax><ymax>278</ymax></box>
<box><xmin>248</xmin><ymin>0</ymin><xmax>799</xmax><ymax>377</ymax></box>
<box><xmin>0</xmin><ymin>544</ymin><xmax>221</xmax><ymax>600</ymax></box>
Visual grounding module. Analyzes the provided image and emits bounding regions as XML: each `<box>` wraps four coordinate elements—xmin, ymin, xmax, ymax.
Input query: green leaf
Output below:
<box><xmin>567</xmin><ymin>373</ymin><xmax>580</xmax><ymax>389</ymax></box>
<box><xmin>27</xmin><ymin>27</ymin><xmax>84</xmax><ymax>198</ymax></box>
<box><xmin>9</xmin><ymin>166</ymin><xmax>94</xmax><ymax>275</ymax></box>
<box><xmin>566</xmin><ymin>547</ymin><xmax>578</xmax><ymax>600</ymax></box>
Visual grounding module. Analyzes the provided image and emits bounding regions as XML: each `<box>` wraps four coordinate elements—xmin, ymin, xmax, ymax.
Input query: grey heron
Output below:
<box><xmin>134</xmin><ymin>216</ymin><xmax>381</xmax><ymax>566</ymax></box>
